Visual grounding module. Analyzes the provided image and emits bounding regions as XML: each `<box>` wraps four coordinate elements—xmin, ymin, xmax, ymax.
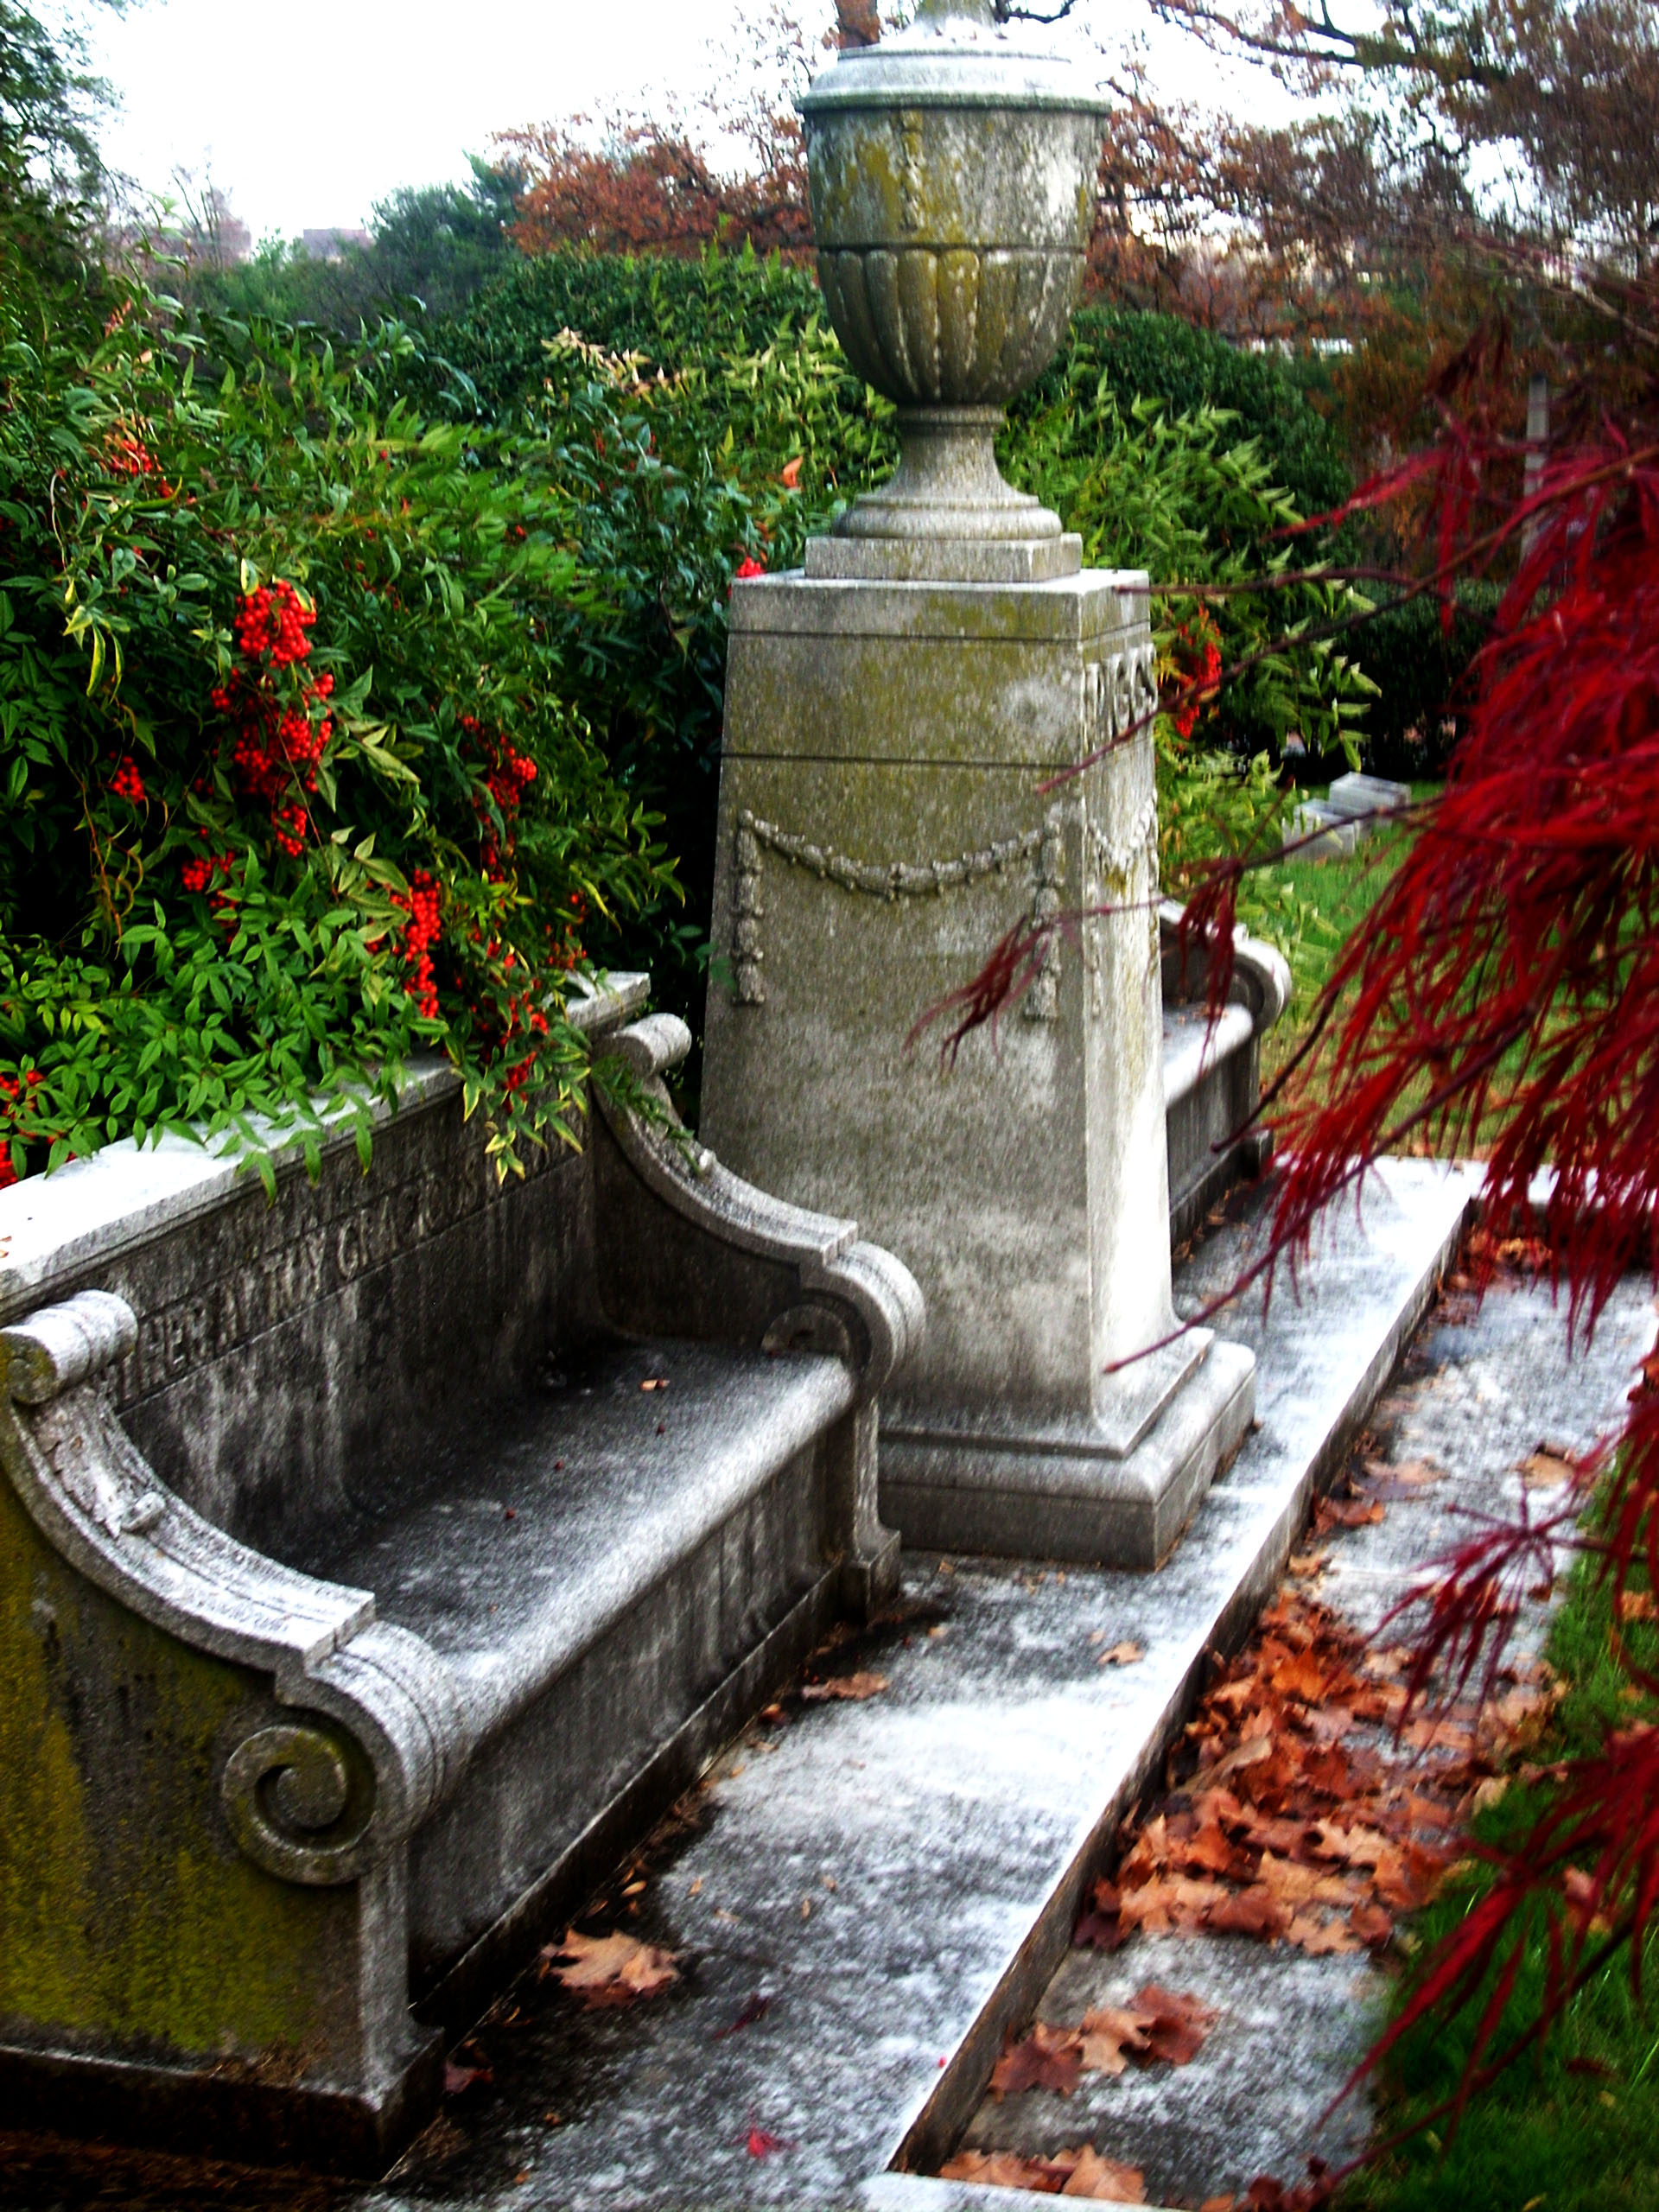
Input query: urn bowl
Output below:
<box><xmin>797</xmin><ymin>0</ymin><xmax>1108</xmax><ymax>581</ymax></box>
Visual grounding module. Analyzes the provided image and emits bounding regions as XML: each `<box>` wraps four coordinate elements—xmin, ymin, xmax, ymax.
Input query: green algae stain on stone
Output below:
<box><xmin>0</xmin><ymin>1473</ymin><xmax>359</xmax><ymax>2069</ymax></box>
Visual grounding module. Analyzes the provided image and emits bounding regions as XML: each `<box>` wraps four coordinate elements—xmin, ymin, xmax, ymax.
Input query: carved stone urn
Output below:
<box><xmin>798</xmin><ymin>0</ymin><xmax>1108</xmax><ymax>582</ymax></box>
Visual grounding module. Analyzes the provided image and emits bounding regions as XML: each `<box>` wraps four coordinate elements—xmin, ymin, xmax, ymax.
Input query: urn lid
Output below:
<box><xmin>797</xmin><ymin>0</ymin><xmax>1109</xmax><ymax>117</ymax></box>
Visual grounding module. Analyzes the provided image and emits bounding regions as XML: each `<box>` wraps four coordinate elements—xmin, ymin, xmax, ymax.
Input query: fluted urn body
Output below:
<box><xmin>798</xmin><ymin>0</ymin><xmax>1108</xmax><ymax>582</ymax></box>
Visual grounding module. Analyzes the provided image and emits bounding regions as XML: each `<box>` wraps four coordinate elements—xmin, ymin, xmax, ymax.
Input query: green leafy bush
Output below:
<box><xmin>427</xmin><ymin>242</ymin><xmax>830</xmax><ymax>419</ymax></box>
<box><xmin>0</xmin><ymin>289</ymin><xmax>672</xmax><ymax>1185</ymax></box>
<box><xmin>0</xmin><ymin>241</ymin><xmax>1377</xmax><ymax>1179</ymax></box>
<box><xmin>177</xmin><ymin>160</ymin><xmax>522</xmax><ymax>330</ymax></box>
<box><xmin>1013</xmin><ymin>302</ymin><xmax>1351</xmax><ymax>526</ymax></box>
<box><xmin>1343</xmin><ymin>584</ymin><xmax>1497</xmax><ymax>779</ymax></box>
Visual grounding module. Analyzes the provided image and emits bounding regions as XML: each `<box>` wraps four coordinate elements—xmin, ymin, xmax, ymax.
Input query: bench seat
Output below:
<box><xmin>302</xmin><ymin>1333</ymin><xmax>860</xmax><ymax>2005</ymax></box>
<box><xmin>314</xmin><ymin>1337</ymin><xmax>855</xmax><ymax>1707</ymax></box>
<box><xmin>1160</xmin><ymin>905</ymin><xmax>1291</xmax><ymax>1242</ymax></box>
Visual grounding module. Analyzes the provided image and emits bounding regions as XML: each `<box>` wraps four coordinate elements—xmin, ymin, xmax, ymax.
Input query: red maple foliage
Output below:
<box><xmin>501</xmin><ymin>119</ymin><xmax>811</xmax><ymax>262</ymax></box>
<box><xmin>926</xmin><ymin>299</ymin><xmax>1659</xmax><ymax>2123</ymax></box>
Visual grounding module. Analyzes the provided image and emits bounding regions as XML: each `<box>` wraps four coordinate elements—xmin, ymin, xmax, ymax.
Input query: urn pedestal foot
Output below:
<box><xmin>879</xmin><ymin>1335</ymin><xmax>1257</xmax><ymax>1570</ymax></box>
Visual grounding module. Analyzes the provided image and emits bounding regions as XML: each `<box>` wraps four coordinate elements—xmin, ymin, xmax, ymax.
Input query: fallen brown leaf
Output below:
<box><xmin>942</xmin><ymin>2149</ymin><xmax>1067</xmax><ymax>2193</ymax></box>
<box><xmin>940</xmin><ymin>2145</ymin><xmax>1146</xmax><ymax>2201</ymax></box>
<box><xmin>1357</xmin><ymin>1458</ymin><xmax>1444</xmax><ymax>1502</ymax></box>
<box><xmin>989</xmin><ymin>2020</ymin><xmax>1084</xmax><ymax>2097</ymax></box>
<box><xmin>1257</xmin><ymin>1853</ymin><xmax>1361</xmax><ymax>1909</ymax></box>
<box><xmin>1269</xmin><ymin>1647</ymin><xmax>1332</xmax><ymax>1702</ymax></box>
<box><xmin>1182</xmin><ymin>1817</ymin><xmax>1248</xmax><ymax>1878</ymax></box>
<box><xmin>1060</xmin><ymin>2145</ymin><xmax>1147</xmax><ymax>2202</ymax></box>
<box><xmin>1134</xmin><ymin>1983</ymin><xmax>1220</xmax><ymax>2064</ymax></box>
<box><xmin>1309</xmin><ymin>1821</ymin><xmax>1393</xmax><ymax>1869</ymax></box>
<box><xmin>1207</xmin><ymin>1885</ymin><xmax>1290</xmax><ymax>1940</ymax></box>
<box><xmin>1075</xmin><ymin>1878</ymin><xmax>1131</xmax><ymax>1951</ymax></box>
<box><xmin>1120</xmin><ymin>1875</ymin><xmax>1231</xmax><ymax>1935</ymax></box>
<box><xmin>1349</xmin><ymin>1900</ymin><xmax>1395</xmax><ymax>1948</ymax></box>
<box><xmin>1201</xmin><ymin>1732</ymin><xmax>1275</xmax><ymax>1786</ymax></box>
<box><xmin>543</xmin><ymin>1929</ymin><xmax>679</xmax><ymax>2007</ymax></box>
<box><xmin>1286</xmin><ymin>1911</ymin><xmax>1362</xmax><ymax>1955</ymax></box>
<box><xmin>800</xmin><ymin>1670</ymin><xmax>888</xmax><ymax>1702</ymax></box>
<box><xmin>1618</xmin><ymin>1588</ymin><xmax>1658</xmax><ymax>1621</ymax></box>
<box><xmin>1315</xmin><ymin>1495</ymin><xmax>1386</xmax><ymax>1531</ymax></box>
<box><xmin>1520</xmin><ymin>1448</ymin><xmax>1578</xmax><ymax>1490</ymax></box>
<box><xmin>1099</xmin><ymin>1641</ymin><xmax>1145</xmax><ymax>1668</ymax></box>
<box><xmin>1078</xmin><ymin>2005</ymin><xmax>1152</xmax><ymax>2076</ymax></box>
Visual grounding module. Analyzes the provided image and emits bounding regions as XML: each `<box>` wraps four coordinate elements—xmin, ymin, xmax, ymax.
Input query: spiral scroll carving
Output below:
<box><xmin>221</xmin><ymin>1721</ymin><xmax>376</xmax><ymax>1886</ymax></box>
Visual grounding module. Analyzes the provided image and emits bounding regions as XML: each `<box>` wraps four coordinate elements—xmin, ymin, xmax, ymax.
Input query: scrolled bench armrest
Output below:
<box><xmin>0</xmin><ymin>1291</ymin><xmax>469</xmax><ymax>1887</ymax></box>
<box><xmin>593</xmin><ymin>1018</ymin><xmax>924</xmax><ymax>1402</ymax></box>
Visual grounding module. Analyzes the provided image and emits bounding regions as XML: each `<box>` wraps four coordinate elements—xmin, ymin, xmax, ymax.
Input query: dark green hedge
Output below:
<box><xmin>429</xmin><ymin>245</ymin><xmax>828</xmax><ymax>417</ymax></box>
<box><xmin>1012</xmin><ymin>304</ymin><xmax>1351</xmax><ymax>527</ymax></box>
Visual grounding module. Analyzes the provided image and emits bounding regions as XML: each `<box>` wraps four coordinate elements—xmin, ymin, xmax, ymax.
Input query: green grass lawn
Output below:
<box><xmin>1346</xmin><ymin>1554</ymin><xmax>1659</xmax><ymax>2212</ymax></box>
<box><xmin>1242</xmin><ymin>802</ymin><xmax>1419</xmax><ymax>1094</ymax></box>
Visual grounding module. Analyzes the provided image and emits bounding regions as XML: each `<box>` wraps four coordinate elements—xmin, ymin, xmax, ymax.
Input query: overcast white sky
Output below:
<box><xmin>79</xmin><ymin>0</ymin><xmax>1305</xmax><ymax>241</ymax></box>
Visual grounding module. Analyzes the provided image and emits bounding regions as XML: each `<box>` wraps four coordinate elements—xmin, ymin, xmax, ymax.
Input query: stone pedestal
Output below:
<box><xmin>701</xmin><ymin>568</ymin><xmax>1255</xmax><ymax>1568</ymax></box>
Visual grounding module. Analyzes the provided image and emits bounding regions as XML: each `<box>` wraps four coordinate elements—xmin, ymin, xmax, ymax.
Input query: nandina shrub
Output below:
<box><xmin>0</xmin><ymin>283</ymin><xmax>673</xmax><ymax>1185</ymax></box>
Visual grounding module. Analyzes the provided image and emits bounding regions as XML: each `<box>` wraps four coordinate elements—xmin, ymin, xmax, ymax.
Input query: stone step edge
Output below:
<box><xmin>872</xmin><ymin>1166</ymin><xmax>1478</xmax><ymax>2191</ymax></box>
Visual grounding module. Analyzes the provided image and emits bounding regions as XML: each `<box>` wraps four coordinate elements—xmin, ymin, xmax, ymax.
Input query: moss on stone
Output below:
<box><xmin>0</xmin><ymin>1471</ymin><xmax>360</xmax><ymax>2069</ymax></box>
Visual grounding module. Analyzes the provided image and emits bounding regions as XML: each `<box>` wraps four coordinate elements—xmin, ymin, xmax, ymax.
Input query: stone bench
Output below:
<box><xmin>0</xmin><ymin>976</ymin><xmax>921</xmax><ymax>2173</ymax></box>
<box><xmin>1160</xmin><ymin>905</ymin><xmax>1291</xmax><ymax>1243</ymax></box>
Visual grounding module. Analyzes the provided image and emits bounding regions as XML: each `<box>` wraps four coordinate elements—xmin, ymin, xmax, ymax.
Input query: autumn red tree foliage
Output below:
<box><xmin>1250</xmin><ymin>331</ymin><xmax>1659</xmax><ymax>2126</ymax></box>
<box><xmin>499</xmin><ymin>3</ymin><xmax>821</xmax><ymax>260</ymax></box>
<box><xmin>500</xmin><ymin>118</ymin><xmax>811</xmax><ymax>261</ymax></box>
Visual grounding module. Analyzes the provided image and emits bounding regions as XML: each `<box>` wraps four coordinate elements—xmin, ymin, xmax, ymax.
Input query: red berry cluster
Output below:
<box><xmin>0</xmin><ymin>1071</ymin><xmax>44</xmax><ymax>1191</ymax></box>
<box><xmin>732</xmin><ymin>556</ymin><xmax>767</xmax><ymax>587</ymax></box>
<box><xmin>104</xmin><ymin>430</ymin><xmax>160</xmax><ymax>480</ymax></box>
<box><xmin>461</xmin><ymin>714</ymin><xmax>538</xmax><ymax>880</ymax></box>
<box><xmin>234</xmin><ymin>581</ymin><xmax>316</xmax><ymax>667</ymax></box>
<box><xmin>109</xmin><ymin>757</ymin><xmax>147</xmax><ymax>803</ymax></box>
<box><xmin>210</xmin><ymin>583</ymin><xmax>334</xmax><ymax>855</ymax></box>
<box><xmin>548</xmin><ymin>889</ymin><xmax>588</xmax><ymax>975</ymax></box>
<box><xmin>1166</xmin><ymin>620</ymin><xmax>1224</xmax><ymax>741</ymax></box>
<box><xmin>181</xmin><ymin>845</ymin><xmax>235</xmax><ymax>895</ymax></box>
<box><xmin>391</xmin><ymin>872</ymin><xmax>443</xmax><ymax>1020</ymax></box>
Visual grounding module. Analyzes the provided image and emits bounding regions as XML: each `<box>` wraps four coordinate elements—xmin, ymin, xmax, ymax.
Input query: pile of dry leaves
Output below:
<box><xmin>942</xmin><ymin>1571</ymin><xmax>1560</xmax><ymax>2207</ymax></box>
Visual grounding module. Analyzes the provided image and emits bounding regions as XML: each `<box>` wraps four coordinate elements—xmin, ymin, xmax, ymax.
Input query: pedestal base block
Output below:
<box><xmin>804</xmin><ymin>531</ymin><xmax>1084</xmax><ymax>585</ymax></box>
<box><xmin>880</xmin><ymin>1336</ymin><xmax>1256</xmax><ymax>1569</ymax></box>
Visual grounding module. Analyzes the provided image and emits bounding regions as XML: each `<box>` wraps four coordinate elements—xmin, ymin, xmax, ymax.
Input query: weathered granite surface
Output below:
<box><xmin>0</xmin><ymin>993</ymin><xmax>921</xmax><ymax>2171</ymax></box>
<box><xmin>702</xmin><ymin>570</ymin><xmax>1260</xmax><ymax>1566</ymax></box>
<box><xmin>1323</xmin><ymin>771</ymin><xmax>1411</xmax><ymax>825</ymax></box>
<box><xmin>281</xmin><ymin>1160</ymin><xmax>1473</xmax><ymax>2211</ymax></box>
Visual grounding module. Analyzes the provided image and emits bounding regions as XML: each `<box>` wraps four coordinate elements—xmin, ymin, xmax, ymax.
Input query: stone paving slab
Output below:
<box><xmin>340</xmin><ymin>1160</ymin><xmax>1474</xmax><ymax>2212</ymax></box>
<box><xmin>950</xmin><ymin>1268</ymin><xmax>1656</xmax><ymax>2208</ymax></box>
